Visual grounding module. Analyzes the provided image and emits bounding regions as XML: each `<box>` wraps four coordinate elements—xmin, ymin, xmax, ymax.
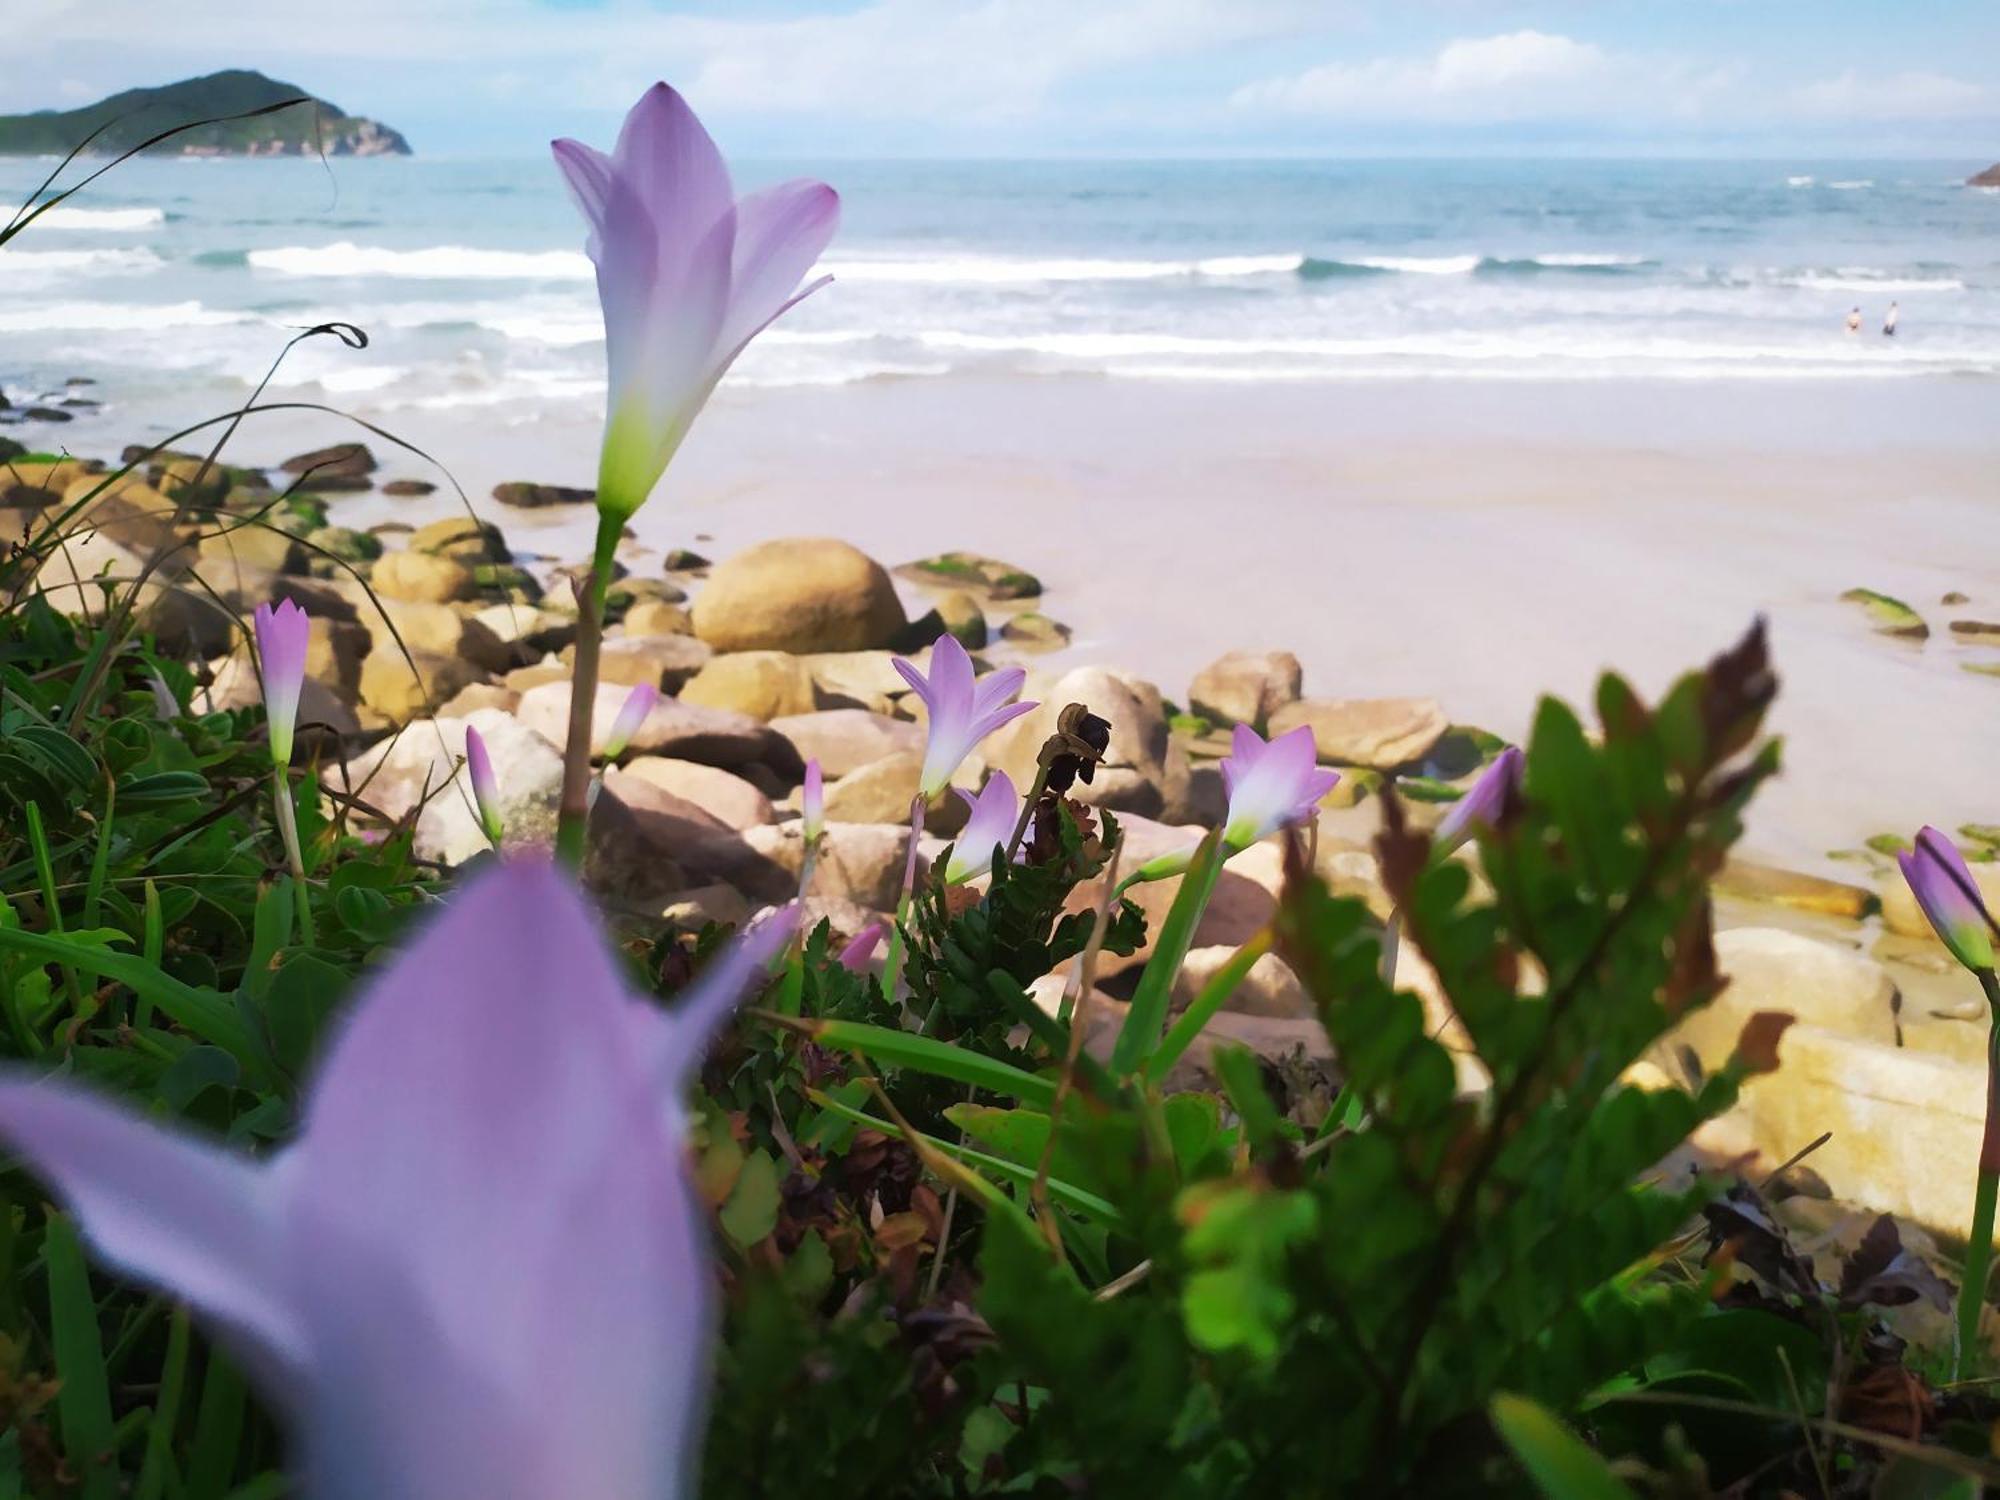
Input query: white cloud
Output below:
<box><xmin>1232</xmin><ymin>30</ymin><xmax>1741</xmax><ymax>123</ymax></box>
<box><xmin>1788</xmin><ymin>68</ymin><xmax>1990</xmax><ymax>122</ymax></box>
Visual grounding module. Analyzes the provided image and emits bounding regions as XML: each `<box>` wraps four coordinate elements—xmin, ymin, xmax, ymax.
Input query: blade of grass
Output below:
<box><xmin>763</xmin><ymin>1013</ymin><xmax>1057</xmax><ymax>1108</ymax></box>
<box><xmin>1490</xmin><ymin>1393</ymin><xmax>1637</xmax><ymax>1500</ymax></box>
<box><xmin>81</xmin><ymin>778</ymin><xmax>115</xmax><ymax>933</ymax></box>
<box><xmin>23</xmin><ymin>801</ymin><xmax>85</xmax><ymax>1013</ymax></box>
<box><xmin>186</xmin><ymin>1351</ymin><xmax>247</xmax><ymax>1498</ymax></box>
<box><xmin>0</xmin><ymin>927</ymin><xmax>256</xmax><ymax>1065</ymax></box>
<box><xmin>134</xmin><ymin>1306</ymin><xmax>191</xmax><ymax>1500</ymax></box>
<box><xmin>44</xmin><ymin>1215</ymin><xmax>119</xmax><ymax>1500</ymax></box>
<box><xmin>137</xmin><ymin>879</ymin><xmax>163</xmax><ymax>1030</ymax></box>
<box><xmin>1111</xmin><ymin>828</ymin><xmax>1224</xmax><ymax>1077</ymax></box>
<box><xmin>1147</xmin><ymin>927</ymin><xmax>1272</xmax><ymax>1086</ymax></box>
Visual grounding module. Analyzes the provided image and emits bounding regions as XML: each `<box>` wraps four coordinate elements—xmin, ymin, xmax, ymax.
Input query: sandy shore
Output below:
<box><xmin>103</xmin><ymin>372</ymin><xmax>2000</xmax><ymax>874</ymax></box>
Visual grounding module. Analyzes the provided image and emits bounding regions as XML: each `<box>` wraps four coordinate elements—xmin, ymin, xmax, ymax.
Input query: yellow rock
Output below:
<box><xmin>679</xmin><ymin>651</ymin><xmax>818</xmax><ymax>720</ymax></box>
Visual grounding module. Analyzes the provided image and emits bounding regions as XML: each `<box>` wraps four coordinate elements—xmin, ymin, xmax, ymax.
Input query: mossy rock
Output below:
<box><xmin>1169</xmin><ymin>711</ymin><xmax>1214</xmax><ymax>738</ymax></box>
<box><xmin>471</xmin><ymin>563</ymin><xmax>544</xmax><ymax>605</ymax></box>
<box><xmin>410</xmin><ymin>516</ymin><xmax>510</xmax><ymax>564</ymax></box>
<box><xmin>1962</xmin><ymin>825</ymin><xmax>2000</xmax><ymax>850</ymax></box>
<box><xmin>1949</xmin><ymin>620</ymin><xmax>2000</xmax><ymax>645</ymax></box>
<box><xmin>1395</xmin><ymin>775</ymin><xmax>1466</xmax><ymax>804</ymax></box>
<box><xmin>1864</xmin><ymin>832</ymin><xmax>1913</xmax><ymax>856</ymax></box>
<box><xmin>1840</xmin><ymin>587</ymin><xmax>1928</xmax><ymax>640</ymax></box>
<box><xmin>998</xmin><ymin>611</ymin><xmax>1069</xmax><ymax>651</ymax></box>
<box><xmin>662</xmin><ymin>547</ymin><xmax>711</xmax><ymax>572</ymax></box>
<box><xmin>266</xmin><ymin>494</ymin><xmax>331</xmax><ymax>538</ymax></box>
<box><xmin>1966</xmin><ymin>662</ymin><xmax>2000</xmax><ymax>679</ymax></box>
<box><xmin>896</xmin><ymin>550</ymin><xmax>1043</xmax><ymax>601</ymax></box>
<box><xmin>303</xmin><ymin>525</ymin><xmax>383</xmax><ymax>569</ymax></box>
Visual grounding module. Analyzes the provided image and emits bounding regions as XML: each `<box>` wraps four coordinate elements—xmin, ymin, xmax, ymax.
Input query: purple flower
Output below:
<box><xmin>253</xmin><ymin>598</ymin><xmax>310</xmax><ymax>765</ymax></box>
<box><xmin>465</xmin><ymin>725</ymin><xmax>503</xmax><ymax>848</ymax></box>
<box><xmin>1433</xmin><ymin>745</ymin><xmax>1524</xmax><ymax>856</ymax></box>
<box><xmin>1219</xmin><ymin>724</ymin><xmax>1341</xmax><ymax>850</ymax></box>
<box><xmin>944</xmin><ymin>770</ymin><xmax>1021</xmax><ymax>884</ymax></box>
<box><xmin>1900</xmin><ymin>827</ymin><xmax>1996</xmax><ymax>974</ymax></box>
<box><xmin>893</xmin><ymin>635</ymin><xmax>1035</xmax><ymax>797</ymax></box>
<box><xmin>836</xmin><ymin>920</ymin><xmax>887</xmax><ymax>973</ymax></box>
<box><xmin>801</xmin><ymin>759</ymin><xmax>825</xmax><ymax>847</ymax></box>
<box><xmin>554</xmin><ymin>84</ymin><xmax>840</xmax><ymax>530</ymax></box>
<box><xmin>0</xmin><ymin>861</ymin><xmax>794</xmax><ymax>1499</ymax></box>
<box><xmin>601</xmin><ymin>681</ymin><xmax>659</xmax><ymax>761</ymax></box>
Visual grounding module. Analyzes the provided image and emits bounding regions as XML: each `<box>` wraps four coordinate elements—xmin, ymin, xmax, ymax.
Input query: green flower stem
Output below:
<box><xmin>882</xmin><ymin>793</ymin><xmax>928</xmax><ymax>1001</ymax></box>
<box><xmin>555</xmin><ymin>513</ymin><xmax>622</xmax><ymax>870</ymax></box>
<box><xmin>1958</xmin><ymin>965</ymin><xmax>2000</xmax><ymax>1379</ymax></box>
<box><xmin>271</xmin><ymin>766</ymin><xmax>315</xmax><ymax>945</ymax></box>
<box><xmin>1380</xmin><ymin>909</ymin><xmax>1403</xmax><ymax>985</ymax></box>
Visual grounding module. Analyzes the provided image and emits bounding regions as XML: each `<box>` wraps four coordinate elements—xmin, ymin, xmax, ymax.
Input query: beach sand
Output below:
<box><xmin>124</xmin><ymin>371</ymin><xmax>2000</xmax><ymax>874</ymax></box>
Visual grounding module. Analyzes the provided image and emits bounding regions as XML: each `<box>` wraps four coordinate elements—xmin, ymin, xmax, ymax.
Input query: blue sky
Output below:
<box><xmin>11</xmin><ymin>0</ymin><xmax>1999</xmax><ymax>158</ymax></box>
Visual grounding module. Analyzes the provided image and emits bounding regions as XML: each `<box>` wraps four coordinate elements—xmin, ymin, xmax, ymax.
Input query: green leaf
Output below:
<box><xmin>44</xmin><ymin>1215</ymin><xmax>119</xmax><ymax>1500</ymax></box>
<box><xmin>1113</xmin><ymin>828</ymin><xmax>1224</xmax><ymax>1077</ymax></box>
<box><xmin>262</xmin><ymin>953</ymin><xmax>350</xmax><ymax>1077</ymax></box>
<box><xmin>719</xmin><ymin>1149</ymin><xmax>782</xmax><ymax>1248</ymax></box>
<box><xmin>116</xmin><ymin>770</ymin><xmax>210</xmax><ymax>806</ymax></box>
<box><xmin>1148</xmin><ymin>931</ymin><xmax>1270</xmax><ymax>1085</ymax></box>
<box><xmin>0</xmin><ymin>925</ymin><xmax>258</xmax><ymax>1065</ymax></box>
<box><xmin>1490</xmin><ymin>1394</ymin><xmax>1636</xmax><ymax>1500</ymax></box>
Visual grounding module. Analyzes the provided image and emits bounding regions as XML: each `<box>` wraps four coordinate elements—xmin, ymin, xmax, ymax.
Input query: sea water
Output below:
<box><xmin>2</xmin><ymin>155</ymin><xmax>1996</xmax><ymax>426</ymax></box>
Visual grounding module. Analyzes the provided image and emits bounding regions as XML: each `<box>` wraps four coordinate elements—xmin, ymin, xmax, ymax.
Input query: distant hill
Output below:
<box><xmin>0</xmin><ymin>70</ymin><xmax>410</xmax><ymax>157</ymax></box>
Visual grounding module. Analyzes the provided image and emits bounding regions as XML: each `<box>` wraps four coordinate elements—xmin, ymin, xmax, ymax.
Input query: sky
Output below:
<box><xmin>7</xmin><ymin>0</ymin><xmax>1999</xmax><ymax>159</ymax></box>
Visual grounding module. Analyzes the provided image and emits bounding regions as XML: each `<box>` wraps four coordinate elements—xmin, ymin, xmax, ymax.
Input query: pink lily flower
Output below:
<box><xmin>0</xmin><ymin>861</ymin><xmax>794</xmax><ymax>1498</ymax></box>
<box><xmin>836</xmin><ymin>920</ymin><xmax>887</xmax><ymax>973</ymax></box>
<box><xmin>944</xmin><ymin>770</ymin><xmax>1022</xmax><ymax>884</ymax></box>
<box><xmin>1128</xmin><ymin>724</ymin><xmax>1338</xmax><ymax>885</ymax></box>
<box><xmin>553</xmin><ymin>84</ymin><xmax>840</xmax><ymax>537</ymax></box>
<box><xmin>465</xmin><ymin>725</ymin><xmax>503</xmax><ymax>848</ymax></box>
<box><xmin>1433</xmin><ymin>745</ymin><xmax>1524</xmax><ymax>856</ymax></box>
<box><xmin>1219</xmin><ymin>723</ymin><xmax>1342</xmax><ymax>850</ymax></box>
<box><xmin>253</xmin><ymin>598</ymin><xmax>311</xmax><ymax>765</ymax></box>
<box><xmin>801</xmin><ymin>759</ymin><xmax>825</xmax><ymax>848</ymax></box>
<box><xmin>1900</xmin><ymin>827</ymin><xmax>1997</xmax><ymax>974</ymax></box>
<box><xmin>893</xmin><ymin>636</ymin><xmax>1036</xmax><ymax>798</ymax></box>
<box><xmin>601</xmin><ymin>681</ymin><xmax>660</xmax><ymax>761</ymax></box>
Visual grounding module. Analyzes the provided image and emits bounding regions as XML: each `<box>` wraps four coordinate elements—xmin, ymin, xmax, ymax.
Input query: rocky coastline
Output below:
<box><xmin>8</xmin><ymin>434</ymin><xmax>1999</xmax><ymax>1246</ymax></box>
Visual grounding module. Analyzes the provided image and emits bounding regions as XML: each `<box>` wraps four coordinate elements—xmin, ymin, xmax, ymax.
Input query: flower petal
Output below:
<box><xmin>0</xmin><ymin>1082</ymin><xmax>303</xmax><ymax>1384</ymax></box>
<box><xmin>549</xmin><ymin>137</ymin><xmax>615</xmax><ymax>248</ymax></box>
<box><xmin>712</xmin><ymin>179</ymin><xmax>840</xmax><ymax>372</ymax></box>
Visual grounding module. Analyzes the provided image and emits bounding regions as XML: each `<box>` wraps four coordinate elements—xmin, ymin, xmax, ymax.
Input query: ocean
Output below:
<box><xmin>3</xmin><ymin>155</ymin><xmax>1998</xmax><ymax>432</ymax></box>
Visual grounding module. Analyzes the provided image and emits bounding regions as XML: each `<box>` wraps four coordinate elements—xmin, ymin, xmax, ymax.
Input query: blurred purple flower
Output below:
<box><xmin>1900</xmin><ymin>827</ymin><xmax>1996</xmax><ymax>974</ymax></box>
<box><xmin>253</xmin><ymin>599</ymin><xmax>310</xmax><ymax>765</ymax></box>
<box><xmin>554</xmin><ymin>84</ymin><xmax>840</xmax><ymax>533</ymax></box>
<box><xmin>1219</xmin><ymin>724</ymin><xmax>1340</xmax><ymax>850</ymax></box>
<box><xmin>465</xmin><ymin>725</ymin><xmax>503</xmax><ymax>848</ymax></box>
<box><xmin>602</xmin><ymin>681</ymin><xmax>659</xmax><ymax>761</ymax></box>
<box><xmin>944</xmin><ymin>770</ymin><xmax>1021</xmax><ymax>884</ymax></box>
<box><xmin>893</xmin><ymin>636</ymin><xmax>1035</xmax><ymax>797</ymax></box>
<box><xmin>837</xmin><ymin>921</ymin><xmax>887</xmax><ymax>973</ymax></box>
<box><xmin>1433</xmin><ymin>745</ymin><xmax>1524</xmax><ymax>856</ymax></box>
<box><xmin>0</xmin><ymin>861</ymin><xmax>793</xmax><ymax>1498</ymax></box>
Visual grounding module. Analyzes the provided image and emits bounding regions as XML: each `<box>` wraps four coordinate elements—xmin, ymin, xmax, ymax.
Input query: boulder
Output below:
<box><xmin>381</xmin><ymin>478</ymin><xmax>436</xmax><ymax>497</ymax></box>
<box><xmin>279</xmin><ymin>443</ymin><xmax>375</xmax><ymax>490</ymax></box>
<box><xmin>1189</xmin><ymin>649</ymin><xmax>1303</xmax><ymax>730</ymax></box>
<box><xmin>1969</xmin><ymin>163</ymin><xmax>2000</xmax><ymax>188</ymax></box>
<box><xmin>371</xmin><ymin>549</ymin><xmax>475</xmax><ymax>605</ymax></box>
<box><xmin>197</xmin><ymin>525</ymin><xmax>302</xmax><ymax>576</ymax></box>
<box><xmin>692</xmin><ymin>537</ymin><xmax>906</xmax><ymax>653</ymax></box>
<box><xmin>744</xmin><ymin>820</ymin><xmax>916</xmax><ymax>910</ymax></box>
<box><xmin>1667</xmin><ymin>928</ymin><xmax>1900</xmax><ymax>1080</ymax></box>
<box><xmin>985</xmin><ymin>666</ymin><xmax>1183</xmax><ymax>819</ymax></box>
<box><xmin>1173</xmin><ymin>945</ymin><xmax>1309</xmax><ymax>1019</ymax></box>
<box><xmin>515</xmin><ymin>680</ymin><xmax>771</xmax><ymax>766</ymax></box>
<box><xmin>302</xmin><ymin>525</ymin><xmax>382</xmax><ymax>573</ymax></box>
<box><xmin>358</xmin><ymin>647</ymin><xmax>485</xmax><ymax>724</ymax></box>
<box><xmin>817</xmin><ymin>750</ymin><xmax>971</xmax><ymax>834</ymax></box>
<box><xmin>436</xmin><ymin>682</ymin><xmax>520</xmax><ymax>717</ymax></box>
<box><xmin>933</xmin><ymin>590</ymin><xmax>987</xmax><ymax>648</ymax></box>
<box><xmin>410</xmin><ymin>516</ymin><xmax>510</xmax><ymax>563</ymax></box>
<box><xmin>493</xmin><ymin>480</ymin><xmax>593</xmax><ymax>509</ymax></box>
<box><xmin>678</xmin><ymin>651</ymin><xmax>818</xmax><ymax>720</ymax></box>
<box><xmin>999</xmin><ymin>612</ymin><xmax>1070</xmax><ymax>652</ymax></box>
<box><xmin>569</xmin><ymin>633</ymin><xmax>712</xmax><ymax>692</ymax></box>
<box><xmin>662</xmin><ymin>884</ymin><xmax>754</xmax><ymax>930</ymax></box>
<box><xmin>1713</xmin><ymin>859</ymin><xmax>1875</xmax><ymax>920</ymax></box>
<box><xmin>600</xmin><ymin>768</ymin><xmax>792</xmax><ymax>899</ymax></box>
<box><xmin>894</xmin><ymin>551</ymin><xmax>1042</xmax><ymax>601</ymax></box>
<box><xmin>619</xmin><ymin>757</ymin><xmax>775</xmax><ymax>830</ymax></box>
<box><xmin>350</xmin><ymin>598</ymin><xmax>513</xmax><ymax>673</ymax></box>
<box><xmin>472</xmin><ymin>603</ymin><xmax>575</xmax><ymax>657</ymax></box>
<box><xmin>768</xmin><ymin>708</ymin><xmax>922</xmax><ymax>777</ymax></box>
<box><xmin>302</xmin><ymin>616</ymin><xmax>371</xmax><ymax>702</ymax></box>
<box><xmin>1268</xmin><ymin>696</ymin><xmax>1448</xmax><ymax>770</ymax></box>
<box><xmin>801</xmin><ymin>650</ymin><xmax>910</xmax><ymax>712</ymax></box>
<box><xmin>622</xmin><ymin>599</ymin><xmax>692</xmax><ymax>637</ymax></box>
<box><xmin>663</xmin><ymin>548</ymin><xmax>711</xmax><ymax>573</ymax></box>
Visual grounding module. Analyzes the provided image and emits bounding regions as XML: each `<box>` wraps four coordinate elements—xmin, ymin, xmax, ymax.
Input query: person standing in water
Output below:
<box><xmin>1846</xmin><ymin>307</ymin><xmax>1863</xmax><ymax>335</ymax></box>
<box><xmin>1884</xmin><ymin>301</ymin><xmax>1900</xmax><ymax>337</ymax></box>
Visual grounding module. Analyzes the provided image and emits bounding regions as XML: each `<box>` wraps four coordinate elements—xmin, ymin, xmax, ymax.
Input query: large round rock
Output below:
<box><xmin>692</xmin><ymin>538</ymin><xmax>906</xmax><ymax>654</ymax></box>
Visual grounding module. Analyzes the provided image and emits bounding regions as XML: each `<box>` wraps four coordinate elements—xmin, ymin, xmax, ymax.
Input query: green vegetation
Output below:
<box><xmin>0</xmin><ymin>70</ymin><xmax>409</xmax><ymax>157</ymax></box>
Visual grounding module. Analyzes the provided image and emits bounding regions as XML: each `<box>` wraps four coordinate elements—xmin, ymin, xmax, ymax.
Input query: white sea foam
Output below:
<box><xmin>1828</xmin><ymin>180</ymin><xmax>1874</xmax><ymax>191</ymax></box>
<box><xmin>1527</xmin><ymin>253</ymin><xmax>1648</xmax><ymax>268</ymax></box>
<box><xmin>0</xmin><ymin>299</ymin><xmax>248</xmax><ymax>333</ymax></box>
<box><xmin>247</xmin><ymin>242</ymin><xmax>593</xmax><ymax>280</ymax></box>
<box><xmin>1780</xmin><ymin>271</ymin><xmax>1965</xmax><ymax>292</ymax></box>
<box><xmin>818</xmin><ymin>252</ymin><xmax>1302</xmax><ymax>284</ymax></box>
<box><xmin>31</xmin><ymin>206</ymin><xmax>165</xmax><ymax>230</ymax></box>
<box><xmin>1787</xmin><ymin>175</ymin><xmax>1816</xmax><ymax>187</ymax></box>
<box><xmin>0</xmin><ymin>247</ymin><xmax>163</xmax><ymax>275</ymax></box>
<box><xmin>1348</xmin><ymin>254</ymin><xmax>1481</xmax><ymax>275</ymax></box>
